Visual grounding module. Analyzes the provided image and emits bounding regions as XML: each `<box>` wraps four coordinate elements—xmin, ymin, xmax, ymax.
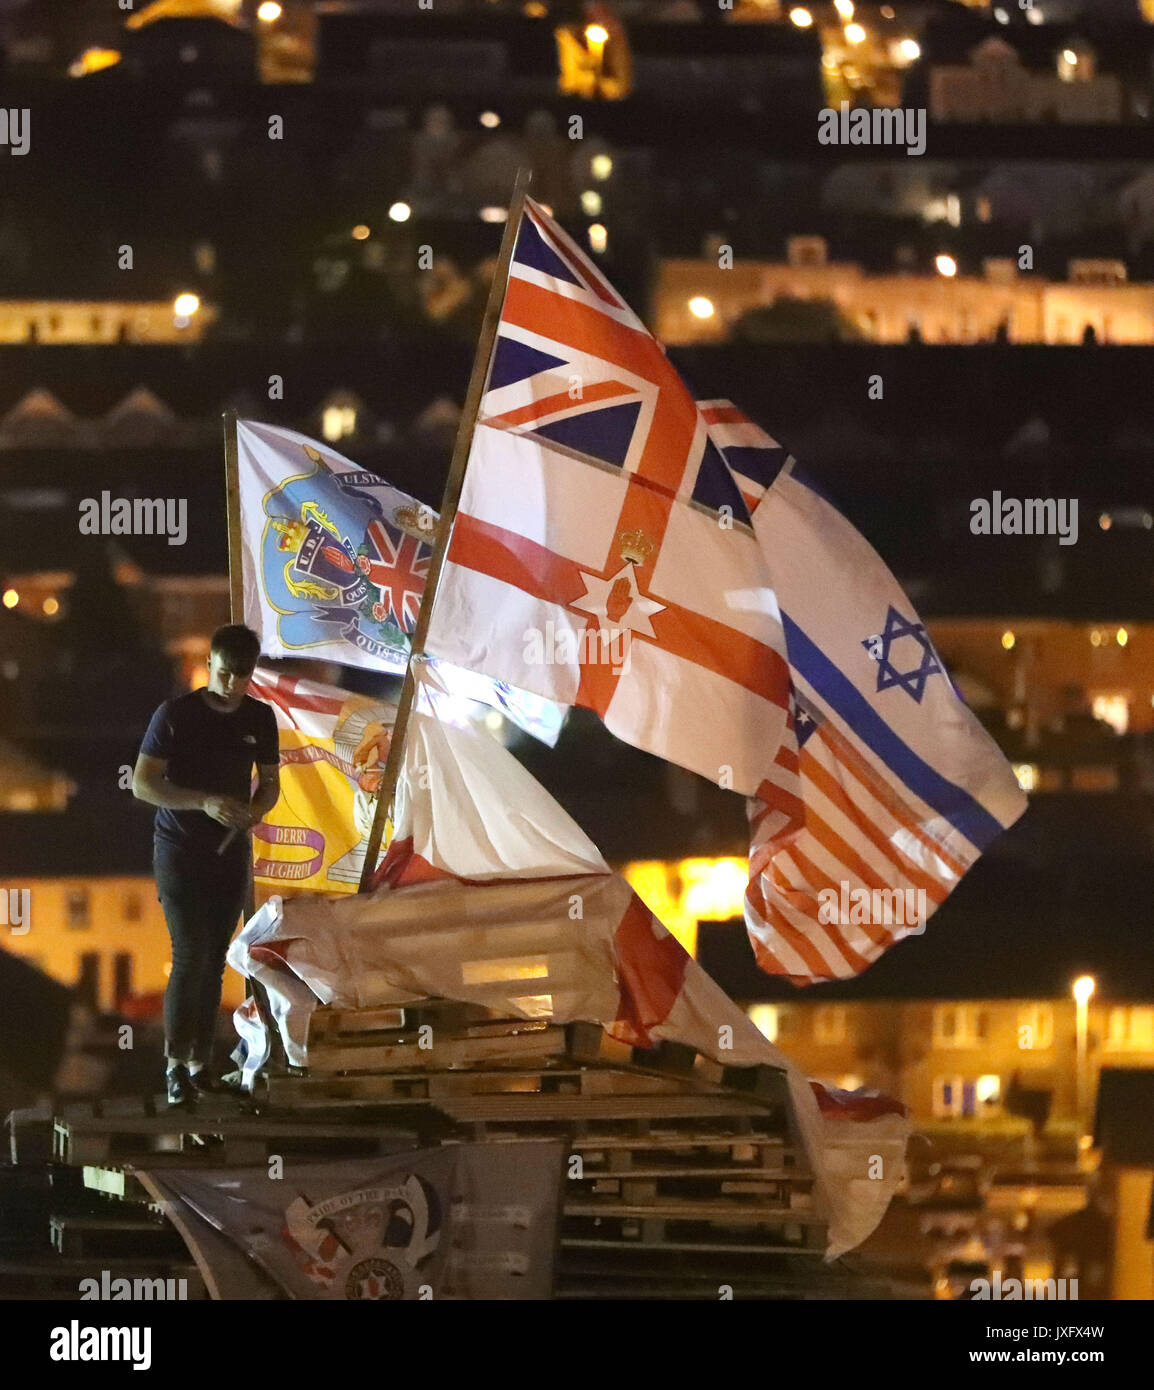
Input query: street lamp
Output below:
<box><xmin>1072</xmin><ymin>975</ymin><xmax>1096</xmax><ymax>1140</ymax></box>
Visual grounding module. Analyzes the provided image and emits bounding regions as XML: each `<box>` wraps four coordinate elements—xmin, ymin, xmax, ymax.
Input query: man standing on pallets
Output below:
<box><xmin>132</xmin><ymin>624</ymin><xmax>280</xmax><ymax>1108</ymax></box>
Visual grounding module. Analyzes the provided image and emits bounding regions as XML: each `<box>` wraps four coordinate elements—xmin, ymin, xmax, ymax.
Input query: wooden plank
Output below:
<box><xmin>560</xmin><ymin>1236</ymin><xmax>824</xmax><ymax>1256</ymax></box>
<box><xmin>562</xmin><ymin>1198</ymin><xmax>824</xmax><ymax>1222</ymax></box>
<box><xmin>571</xmin><ymin>1165</ymin><xmax>811</xmax><ymax>1181</ymax></box>
<box><xmin>311</xmin><ymin>1005</ymin><xmax>408</xmax><ymax>1037</ymax></box>
<box><xmin>432</xmin><ymin>1094</ymin><xmax>773</xmax><ymax>1123</ymax></box>
<box><xmin>307</xmin><ymin>1025</ymin><xmax>571</xmax><ymax>1074</ymax></box>
<box><xmin>569</xmin><ymin>1131</ymin><xmax>789</xmax><ymax>1152</ymax></box>
<box><xmin>58</xmin><ymin>1114</ymin><xmax>414</xmax><ymax>1139</ymax></box>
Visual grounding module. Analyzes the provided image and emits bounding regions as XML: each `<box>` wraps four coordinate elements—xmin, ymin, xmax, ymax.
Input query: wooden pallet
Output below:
<box><xmin>54</xmin><ymin>1101</ymin><xmax>419</xmax><ymax>1168</ymax></box>
<box><xmin>49</xmin><ymin>1214</ymin><xmax>189</xmax><ymax>1260</ymax></box>
<box><xmin>45</xmin><ymin>998</ymin><xmax>858</xmax><ymax>1299</ymax></box>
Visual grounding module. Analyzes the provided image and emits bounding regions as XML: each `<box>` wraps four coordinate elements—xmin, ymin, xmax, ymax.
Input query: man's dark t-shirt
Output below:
<box><xmin>141</xmin><ymin>691</ymin><xmax>279</xmax><ymax>856</ymax></box>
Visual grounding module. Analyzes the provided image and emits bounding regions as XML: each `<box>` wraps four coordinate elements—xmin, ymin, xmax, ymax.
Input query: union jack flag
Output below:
<box><xmin>359</xmin><ymin>519</ymin><xmax>429</xmax><ymax>632</ymax></box>
<box><xmin>698</xmin><ymin>399</ymin><xmax>790</xmax><ymax>516</ymax></box>
<box><xmin>482</xmin><ymin>198</ymin><xmax>751</xmax><ymax>523</ymax></box>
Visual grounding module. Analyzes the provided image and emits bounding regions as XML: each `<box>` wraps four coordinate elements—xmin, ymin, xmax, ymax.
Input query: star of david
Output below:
<box><xmin>570</xmin><ymin>562</ymin><xmax>666</xmax><ymax>639</ymax></box>
<box><xmin>863</xmin><ymin>606</ymin><xmax>944</xmax><ymax>704</ymax></box>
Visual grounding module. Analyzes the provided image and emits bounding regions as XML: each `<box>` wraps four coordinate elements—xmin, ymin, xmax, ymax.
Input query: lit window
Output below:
<box><xmin>322</xmin><ymin>406</ymin><xmax>357</xmax><ymax>442</ymax></box>
<box><xmin>814</xmin><ymin>1005</ymin><xmax>847</xmax><ymax>1044</ymax></box>
<box><xmin>1133</xmin><ymin>1010</ymin><xmax>1154</xmax><ymax>1048</ymax></box>
<box><xmin>932</xmin><ymin>1075</ymin><xmax>964</xmax><ymax>1117</ymax></box>
<box><xmin>688</xmin><ymin>296</ymin><xmax>715</xmax><ymax>320</ymax></box>
<box><xmin>1013</xmin><ymin>764</ymin><xmax>1038</xmax><ymax>793</ymax></box>
<box><xmin>1107</xmin><ymin>1007</ymin><xmax>1154</xmax><ymax>1050</ymax></box>
<box><xmin>748</xmin><ymin>1004</ymin><xmax>778</xmax><ymax>1042</ymax></box>
<box><xmin>1017</xmin><ymin>1004</ymin><xmax>1053</xmax><ymax>1050</ymax></box>
<box><xmin>1091</xmin><ymin>694</ymin><xmax>1129</xmax><ymax>735</ymax></box>
<box><xmin>580</xmin><ymin>190</ymin><xmax>602</xmax><ymax>217</ymax></box>
<box><xmin>976</xmin><ymin>1074</ymin><xmax>1001</xmax><ymax>1105</ymax></box>
<box><xmin>590</xmin><ymin>154</ymin><xmax>613</xmax><ymax>181</ymax></box>
<box><xmin>934</xmin><ymin>1004</ymin><xmax>986</xmax><ymax>1048</ymax></box>
<box><xmin>588</xmin><ymin>224</ymin><xmax>607</xmax><ymax>254</ymax></box>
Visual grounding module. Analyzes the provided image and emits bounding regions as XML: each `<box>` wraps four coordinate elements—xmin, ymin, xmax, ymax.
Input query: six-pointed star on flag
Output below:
<box><xmin>569</xmin><ymin>563</ymin><xmax>666</xmax><ymax>639</ymax></box>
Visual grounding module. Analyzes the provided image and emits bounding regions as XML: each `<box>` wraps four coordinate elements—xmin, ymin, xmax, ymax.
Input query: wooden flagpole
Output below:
<box><xmin>357</xmin><ymin>166</ymin><xmax>533</xmax><ymax>891</ymax></box>
<box><xmin>223</xmin><ymin>409</ymin><xmax>244</xmax><ymax>625</ymax></box>
<box><xmin>223</xmin><ymin>408</ymin><xmax>260</xmax><ymax>1022</ymax></box>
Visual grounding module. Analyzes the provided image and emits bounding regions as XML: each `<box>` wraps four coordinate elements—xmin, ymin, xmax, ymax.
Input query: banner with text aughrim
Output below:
<box><xmin>248</xmin><ymin>664</ymin><xmax>397</xmax><ymax>901</ymax></box>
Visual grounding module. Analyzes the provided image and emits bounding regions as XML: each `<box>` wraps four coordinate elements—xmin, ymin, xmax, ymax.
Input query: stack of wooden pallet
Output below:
<box><xmin>12</xmin><ymin>998</ymin><xmax>891</xmax><ymax>1298</ymax></box>
<box><xmin>259</xmin><ymin>998</ymin><xmax>887</xmax><ymax>1299</ymax></box>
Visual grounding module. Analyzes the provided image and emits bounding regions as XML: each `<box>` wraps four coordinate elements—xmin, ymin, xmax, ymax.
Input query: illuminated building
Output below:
<box><xmin>931</xmin><ymin>36</ymin><xmax>1124</xmax><ymax>124</ymax></box>
<box><xmin>0</xmin><ymin>301</ymin><xmax>218</xmax><ymax>345</ymax></box>
<box><xmin>656</xmin><ymin>242</ymin><xmax>1154</xmax><ymax>345</ymax></box>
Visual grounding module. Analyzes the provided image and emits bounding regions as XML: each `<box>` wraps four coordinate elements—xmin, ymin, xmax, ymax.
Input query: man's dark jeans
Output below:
<box><xmin>154</xmin><ymin>837</ymin><xmax>250</xmax><ymax>1065</ymax></box>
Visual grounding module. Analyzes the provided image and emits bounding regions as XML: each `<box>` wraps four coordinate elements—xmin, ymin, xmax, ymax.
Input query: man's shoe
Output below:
<box><xmin>166</xmin><ymin>1064</ymin><xmax>197</xmax><ymax>1108</ymax></box>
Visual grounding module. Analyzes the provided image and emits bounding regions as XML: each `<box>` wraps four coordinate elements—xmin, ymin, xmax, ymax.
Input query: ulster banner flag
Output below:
<box><xmin>425</xmin><ymin>198</ymin><xmax>790</xmax><ymax>793</ymax></box>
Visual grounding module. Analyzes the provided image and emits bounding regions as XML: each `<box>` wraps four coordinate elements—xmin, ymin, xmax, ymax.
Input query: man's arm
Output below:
<box><xmin>132</xmin><ymin>753</ymin><xmax>249</xmax><ymax>827</ymax></box>
<box><xmin>248</xmin><ymin>762</ymin><xmax>280</xmax><ymax>825</ymax></box>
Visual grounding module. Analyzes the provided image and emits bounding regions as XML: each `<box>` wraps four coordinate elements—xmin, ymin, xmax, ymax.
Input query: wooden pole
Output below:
<box><xmin>357</xmin><ymin>167</ymin><xmax>533</xmax><ymax>892</ymax></box>
<box><xmin>223</xmin><ymin>409</ymin><xmax>244</xmax><ymax>624</ymax></box>
<box><xmin>223</xmin><ymin>409</ymin><xmax>260</xmax><ymax>1019</ymax></box>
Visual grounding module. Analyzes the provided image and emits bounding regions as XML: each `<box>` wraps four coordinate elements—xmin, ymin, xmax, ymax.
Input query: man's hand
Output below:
<box><xmin>202</xmin><ymin>794</ymin><xmax>252</xmax><ymax>829</ymax></box>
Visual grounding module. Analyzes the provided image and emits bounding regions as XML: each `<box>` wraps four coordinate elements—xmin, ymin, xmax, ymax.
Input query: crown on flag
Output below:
<box><xmin>271</xmin><ymin>515</ymin><xmax>308</xmax><ymax>550</ymax></box>
<box><xmin>616</xmin><ymin>528</ymin><xmax>654</xmax><ymax>565</ymax></box>
<box><xmin>393</xmin><ymin>504</ymin><xmax>438</xmax><ymax>541</ymax></box>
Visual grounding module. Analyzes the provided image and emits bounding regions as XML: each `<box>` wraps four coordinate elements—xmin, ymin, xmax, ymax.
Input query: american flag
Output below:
<box><xmin>427</xmin><ymin>198</ymin><xmax>792</xmax><ymax>793</ymax></box>
<box><xmin>360</xmin><ymin>519</ymin><xmax>429</xmax><ymax>632</ymax></box>
<box><xmin>719</xmin><ymin>440</ymin><xmax>1027</xmax><ymax>984</ymax></box>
